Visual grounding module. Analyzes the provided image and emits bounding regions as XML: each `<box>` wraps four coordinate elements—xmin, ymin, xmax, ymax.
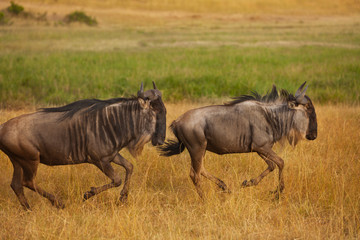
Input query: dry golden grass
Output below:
<box><xmin>0</xmin><ymin>103</ymin><xmax>359</xmax><ymax>239</ymax></box>
<box><xmin>1</xmin><ymin>0</ymin><xmax>359</xmax><ymax>28</ymax></box>
<box><xmin>20</xmin><ymin>0</ymin><xmax>360</xmax><ymax>15</ymax></box>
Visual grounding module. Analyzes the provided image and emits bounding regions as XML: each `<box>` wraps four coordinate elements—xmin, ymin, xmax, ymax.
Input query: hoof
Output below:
<box><xmin>242</xmin><ymin>179</ymin><xmax>255</xmax><ymax>187</ymax></box>
<box><xmin>271</xmin><ymin>191</ymin><xmax>280</xmax><ymax>201</ymax></box>
<box><xmin>22</xmin><ymin>204</ymin><xmax>32</xmax><ymax>211</ymax></box>
<box><xmin>270</xmin><ymin>186</ymin><xmax>284</xmax><ymax>195</ymax></box>
<box><xmin>269</xmin><ymin>188</ymin><xmax>283</xmax><ymax>201</ymax></box>
<box><xmin>119</xmin><ymin>193</ymin><xmax>128</xmax><ymax>204</ymax></box>
<box><xmin>241</xmin><ymin>180</ymin><xmax>248</xmax><ymax>187</ymax></box>
<box><xmin>269</xmin><ymin>189</ymin><xmax>278</xmax><ymax>195</ymax></box>
<box><xmin>241</xmin><ymin>179</ymin><xmax>257</xmax><ymax>187</ymax></box>
<box><xmin>222</xmin><ymin>189</ymin><xmax>232</xmax><ymax>194</ymax></box>
<box><xmin>218</xmin><ymin>183</ymin><xmax>231</xmax><ymax>193</ymax></box>
<box><xmin>220</xmin><ymin>187</ymin><xmax>231</xmax><ymax>194</ymax></box>
<box><xmin>54</xmin><ymin>200</ymin><xmax>65</xmax><ymax>209</ymax></box>
<box><xmin>83</xmin><ymin>189</ymin><xmax>95</xmax><ymax>201</ymax></box>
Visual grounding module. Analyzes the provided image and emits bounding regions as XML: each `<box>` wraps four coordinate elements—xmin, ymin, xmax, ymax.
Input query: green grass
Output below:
<box><xmin>0</xmin><ymin>16</ymin><xmax>359</xmax><ymax>107</ymax></box>
<box><xmin>1</xmin><ymin>44</ymin><xmax>359</xmax><ymax>107</ymax></box>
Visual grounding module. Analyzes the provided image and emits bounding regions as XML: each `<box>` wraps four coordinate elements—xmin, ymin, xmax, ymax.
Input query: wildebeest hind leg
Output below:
<box><xmin>20</xmin><ymin>159</ymin><xmax>64</xmax><ymax>209</ymax></box>
<box><xmin>112</xmin><ymin>153</ymin><xmax>133</xmax><ymax>203</ymax></box>
<box><xmin>10</xmin><ymin>160</ymin><xmax>31</xmax><ymax>210</ymax></box>
<box><xmin>83</xmin><ymin>160</ymin><xmax>122</xmax><ymax>200</ymax></box>
<box><xmin>201</xmin><ymin>169</ymin><xmax>231</xmax><ymax>193</ymax></box>
<box><xmin>24</xmin><ymin>180</ymin><xmax>65</xmax><ymax>209</ymax></box>
<box><xmin>241</xmin><ymin>153</ymin><xmax>276</xmax><ymax>188</ymax></box>
<box><xmin>189</xmin><ymin>148</ymin><xmax>206</xmax><ymax>199</ymax></box>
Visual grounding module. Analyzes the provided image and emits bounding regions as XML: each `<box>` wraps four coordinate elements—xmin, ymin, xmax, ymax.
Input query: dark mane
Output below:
<box><xmin>41</xmin><ymin>97</ymin><xmax>138</xmax><ymax>120</ymax></box>
<box><xmin>226</xmin><ymin>85</ymin><xmax>295</xmax><ymax>105</ymax></box>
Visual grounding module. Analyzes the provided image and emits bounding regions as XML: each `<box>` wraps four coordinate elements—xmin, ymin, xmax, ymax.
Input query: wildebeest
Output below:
<box><xmin>159</xmin><ymin>82</ymin><xmax>317</xmax><ymax>198</ymax></box>
<box><xmin>0</xmin><ymin>82</ymin><xmax>166</xmax><ymax>210</ymax></box>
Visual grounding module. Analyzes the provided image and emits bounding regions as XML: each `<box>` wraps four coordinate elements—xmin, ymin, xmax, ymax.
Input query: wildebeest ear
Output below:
<box><xmin>138</xmin><ymin>98</ymin><xmax>150</xmax><ymax>109</ymax></box>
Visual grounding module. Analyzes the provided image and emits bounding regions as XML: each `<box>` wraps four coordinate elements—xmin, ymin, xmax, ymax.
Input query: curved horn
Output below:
<box><xmin>152</xmin><ymin>81</ymin><xmax>157</xmax><ymax>89</ymax></box>
<box><xmin>137</xmin><ymin>82</ymin><xmax>145</xmax><ymax>98</ymax></box>
<box><xmin>296</xmin><ymin>85</ymin><xmax>309</xmax><ymax>104</ymax></box>
<box><xmin>295</xmin><ymin>81</ymin><xmax>307</xmax><ymax>98</ymax></box>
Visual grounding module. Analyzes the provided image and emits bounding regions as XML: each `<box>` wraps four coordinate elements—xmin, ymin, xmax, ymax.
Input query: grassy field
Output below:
<box><xmin>0</xmin><ymin>103</ymin><xmax>359</xmax><ymax>239</ymax></box>
<box><xmin>0</xmin><ymin>0</ymin><xmax>360</xmax><ymax>239</ymax></box>
<box><xmin>2</xmin><ymin>45</ymin><xmax>360</xmax><ymax>107</ymax></box>
<box><xmin>0</xmin><ymin>2</ymin><xmax>360</xmax><ymax>107</ymax></box>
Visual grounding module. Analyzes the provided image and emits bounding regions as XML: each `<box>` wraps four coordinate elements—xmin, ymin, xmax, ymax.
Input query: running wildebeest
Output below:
<box><xmin>159</xmin><ymin>82</ymin><xmax>317</xmax><ymax>198</ymax></box>
<box><xmin>0</xmin><ymin>82</ymin><xmax>166</xmax><ymax>210</ymax></box>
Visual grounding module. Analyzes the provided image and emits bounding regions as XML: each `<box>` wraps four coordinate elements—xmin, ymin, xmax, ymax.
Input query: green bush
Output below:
<box><xmin>64</xmin><ymin>11</ymin><xmax>97</xmax><ymax>26</ymax></box>
<box><xmin>0</xmin><ymin>11</ymin><xmax>10</xmax><ymax>25</ymax></box>
<box><xmin>7</xmin><ymin>1</ymin><xmax>24</xmax><ymax>15</ymax></box>
<box><xmin>0</xmin><ymin>12</ymin><xmax>5</xmax><ymax>23</ymax></box>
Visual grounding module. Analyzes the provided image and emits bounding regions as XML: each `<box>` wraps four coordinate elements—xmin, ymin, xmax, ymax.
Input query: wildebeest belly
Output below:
<box><xmin>206</xmin><ymin>137</ymin><xmax>252</xmax><ymax>154</ymax></box>
<box><xmin>204</xmin><ymin>130</ymin><xmax>252</xmax><ymax>154</ymax></box>
<box><xmin>39</xmin><ymin>150</ymin><xmax>88</xmax><ymax>165</ymax></box>
<box><xmin>203</xmin><ymin>114</ymin><xmax>253</xmax><ymax>154</ymax></box>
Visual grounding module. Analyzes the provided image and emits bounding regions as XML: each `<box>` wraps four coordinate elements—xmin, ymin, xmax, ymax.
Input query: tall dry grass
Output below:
<box><xmin>0</xmin><ymin>103</ymin><xmax>359</xmax><ymax>239</ymax></box>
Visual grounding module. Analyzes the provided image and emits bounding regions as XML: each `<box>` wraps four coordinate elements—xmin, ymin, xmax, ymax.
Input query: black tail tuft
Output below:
<box><xmin>158</xmin><ymin>139</ymin><xmax>185</xmax><ymax>156</ymax></box>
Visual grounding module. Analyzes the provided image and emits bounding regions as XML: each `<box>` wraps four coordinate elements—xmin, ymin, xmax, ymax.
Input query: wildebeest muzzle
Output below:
<box><xmin>306</xmin><ymin>112</ymin><xmax>317</xmax><ymax>140</ymax></box>
<box><xmin>152</xmin><ymin>112</ymin><xmax>166</xmax><ymax>146</ymax></box>
<box><xmin>306</xmin><ymin>131</ymin><xmax>317</xmax><ymax>140</ymax></box>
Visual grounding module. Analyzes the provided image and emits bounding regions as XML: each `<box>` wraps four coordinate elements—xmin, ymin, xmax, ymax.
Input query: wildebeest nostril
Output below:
<box><xmin>306</xmin><ymin>133</ymin><xmax>317</xmax><ymax>140</ymax></box>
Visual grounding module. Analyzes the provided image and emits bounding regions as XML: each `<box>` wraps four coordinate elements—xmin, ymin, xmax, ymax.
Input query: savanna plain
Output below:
<box><xmin>0</xmin><ymin>0</ymin><xmax>360</xmax><ymax>239</ymax></box>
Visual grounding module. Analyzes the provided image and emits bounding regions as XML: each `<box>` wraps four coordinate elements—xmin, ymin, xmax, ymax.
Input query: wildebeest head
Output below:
<box><xmin>287</xmin><ymin>82</ymin><xmax>317</xmax><ymax>141</ymax></box>
<box><xmin>137</xmin><ymin>82</ymin><xmax>166</xmax><ymax>146</ymax></box>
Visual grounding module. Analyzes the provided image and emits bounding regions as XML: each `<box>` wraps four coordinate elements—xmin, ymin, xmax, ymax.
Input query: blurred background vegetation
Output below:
<box><xmin>0</xmin><ymin>0</ymin><xmax>359</xmax><ymax>108</ymax></box>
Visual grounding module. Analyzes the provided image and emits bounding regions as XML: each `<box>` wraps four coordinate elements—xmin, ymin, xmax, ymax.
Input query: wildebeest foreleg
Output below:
<box><xmin>267</xmin><ymin>151</ymin><xmax>285</xmax><ymax>197</ymax></box>
<box><xmin>241</xmin><ymin>153</ymin><xmax>276</xmax><ymax>188</ymax></box>
<box><xmin>251</xmin><ymin>149</ymin><xmax>285</xmax><ymax>197</ymax></box>
<box><xmin>83</xmin><ymin>160</ymin><xmax>122</xmax><ymax>200</ymax></box>
<box><xmin>112</xmin><ymin>153</ymin><xmax>133</xmax><ymax>203</ymax></box>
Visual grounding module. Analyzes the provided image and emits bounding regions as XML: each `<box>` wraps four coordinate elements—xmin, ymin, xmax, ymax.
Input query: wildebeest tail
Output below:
<box><xmin>158</xmin><ymin>121</ymin><xmax>185</xmax><ymax>156</ymax></box>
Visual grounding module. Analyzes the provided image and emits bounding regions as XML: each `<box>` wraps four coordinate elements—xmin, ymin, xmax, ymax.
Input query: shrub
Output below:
<box><xmin>7</xmin><ymin>1</ymin><xmax>24</xmax><ymax>15</ymax></box>
<box><xmin>0</xmin><ymin>12</ymin><xmax>4</xmax><ymax>23</ymax></box>
<box><xmin>0</xmin><ymin>11</ymin><xmax>10</xmax><ymax>25</ymax></box>
<box><xmin>64</xmin><ymin>11</ymin><xmax>97</xmax><ymax>26</ymax></box>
